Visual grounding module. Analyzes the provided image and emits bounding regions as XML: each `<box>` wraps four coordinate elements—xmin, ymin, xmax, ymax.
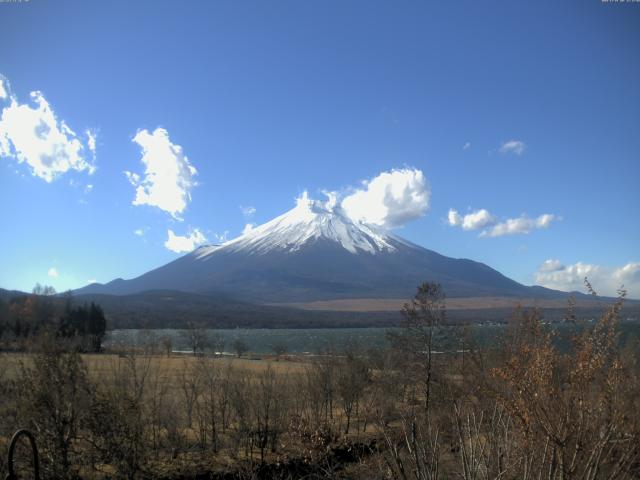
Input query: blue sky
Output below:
<box><xmin>0</xmin><ymin>0</ymin><xmax>639</xmax><ymax>297</ymax></box>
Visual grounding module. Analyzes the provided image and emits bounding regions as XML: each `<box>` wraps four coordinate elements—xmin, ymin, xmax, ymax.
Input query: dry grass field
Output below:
<box><xmin>271</xmin><ymin>295</ymin><xmax>617</xmax><ymax>312</ymax></box>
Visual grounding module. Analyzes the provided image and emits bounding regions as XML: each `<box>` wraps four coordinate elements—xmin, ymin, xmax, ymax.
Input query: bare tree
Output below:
<box><xmin>179</xmin><ymin>358</ymin><xmax>201</xmax><ymax>429</ymax></box>
<box><xmin>18</xmin><ymin>342</ymin><xmax>93</xmax><ymax>479</ymax></box>
<box><xmin>336</xmin><ymin>346</ymin><xmax>370</xmax><ymax>434</ymax></box>
<box><xmin>180</xmin><ymin>321</ymin><xmax>211</xmax><ymax>356</ymax></box>
<box><xmin>272</xmin><ymin>342</ymin><xmax>288</xmax><ymax>360</ymax></box>
<box><xmin>233</xmin><ymin>338</ymin><xmax>249</xmax><ymax>358</ymax></box>
<box><xmin>389</xmin><ymin>282</ymin><xmax>446</xmax><ymax>416</ymax></box>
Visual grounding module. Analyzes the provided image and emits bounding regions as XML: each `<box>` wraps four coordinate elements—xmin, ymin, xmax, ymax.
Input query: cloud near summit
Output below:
<box><xmin>341</xmin><ymin>168</ymin><xmax>430</xmax><ymax>228</ymax></box>
<box><xmin>164</xmin><ymin>228</ymin><xmax>207</xmax><ymax>253</ymax></box>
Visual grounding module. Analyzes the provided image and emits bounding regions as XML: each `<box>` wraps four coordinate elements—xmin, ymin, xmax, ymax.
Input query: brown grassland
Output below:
<box><xmin>0</xmin><ymin>282</ymin><xmax>639</xmax><ymax>479</ymax></box>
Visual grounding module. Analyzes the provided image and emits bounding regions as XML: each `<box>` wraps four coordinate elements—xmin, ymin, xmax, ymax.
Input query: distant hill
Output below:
<box><xmin>73</xmin><ymin>290</ymin><xmax>397</xmax><ymax>329</ymax></box>
<box><xmin>74</xmin><ymin>290</ymin><xmax>640</xmax><ymax>330</ymax></box>
<box><xmin>4</xmin><ymin>287</ymin><xmax>638</xmax><ymax>329</ymax></box>
<box><xmin>0</xmin><ymin>287</ymin><xmax>29</xmax><ymax>301</ymax></box>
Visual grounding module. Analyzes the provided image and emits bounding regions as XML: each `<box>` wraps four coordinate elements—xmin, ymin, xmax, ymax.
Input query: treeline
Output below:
<box><xmin>0</xmin><ymin>284</ymin><xmax>106</xmax><ymax>352</ymax></box>
<box><xmin>0</xmin><ymin>282</ymin><xmax>638</xmax><ymax>479</ymax></box>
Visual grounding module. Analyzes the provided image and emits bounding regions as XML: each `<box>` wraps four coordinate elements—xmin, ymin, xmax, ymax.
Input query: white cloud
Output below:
<box><xmin>483</xmin><ymin>213</ymin><xmax>558</xmax><ymax>237</ymax></box>
<box><xmin>462</xmin><ymin>142</ymin><xmax>471</xmax><ymax>151</ymax></box>
<box><xmin>448</xmin><ymin>209</ymin><xmax>462</xmax><ymax>226</ymax></box>
<box><xmin>164</xmin><ymin>228</ymin><xmax>207</xmax><ymax>253</ymax></box>
<box><xmin>539</xmin><ymin>259</ymin><xmax>564</xmax><ymax>272</ymax></box>
<box><xmin>212</xmin><ymin>231</ymin><xmax>229</xmax><ymax>243</ymax></box>
<box><xmin>242</xmin><ymin>223</ymin><xmax>256</xmax><ymax>235</ymax></box>
<box><xmin>448</xmin><ymin>207</ymin><xmax>559</xmax><ymax>237</ymax></box>
<box><xmin>126</xmin><ymin>128</ymin><xmax>197</xmax><ymax>219</ymax></box>
<box><xmin>535</xmin><ymin>260</ymin><xmax>640</xmax><ymax>298</ymax></box>
<box><xmin>0</xmin><ymin>75</ymin><xmax>8</xmax><ymax>100</ymax></box>
<box><xmin>341</xmin><ymin>168</ymin><xmax>430</xmax><ymax>228</ymax></box>
<box><xmin>240</xmin><ymin>206</ymin><xmax>256</xmax><ymax>218</ymax></box>
<box><xmin>86</xmin><ymin>129</ymin><xmax>97</xmax><ymax>153</ymax></box>
<box><xmin>499</xmin><ymin>139</ymin><xmax>526</xmax><ymax>156</ymax></box>
<box><xmin>87</xmin><ymin>279</ymin><xmax>97</xmax><ymax>284</ymax></box>
<box><xmin>47</xmin><ymin>267</ymin><xmax>59</xmax><ymax>278</ymax></box>
<box><xmin>448</xmin><ymin>208</ymin><xmax>496</xmax><ymax>230</ymax></box>
<box><xmin>133</xmin><ymin>228</ymin><xmax>145</xmax><ymax>236</ymax></box>
<box><xmin>0</xmin><ymin>86</ymin><xmax>96</xmax><ymax>182</ymax></box>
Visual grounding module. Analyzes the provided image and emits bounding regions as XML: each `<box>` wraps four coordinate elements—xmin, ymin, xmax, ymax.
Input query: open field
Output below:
<box><xmin>271</xmin><ymin>295</ymin><xmax>639</xmax><ymax>312</ymax></box>
<box><xmin>1</xmin><ymin>351</ymin><xmax>311</xmax><ymax>379</ymax></box>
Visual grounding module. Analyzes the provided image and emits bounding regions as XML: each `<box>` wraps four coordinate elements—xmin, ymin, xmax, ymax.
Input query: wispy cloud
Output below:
<box><xmin>535</xmin><ymin>260</ymin><xmax>640</xmax><ymax>298</ymax></box>
<box><xmin>462</xmin><ymin>142</ymin><xmax>471</xmax><ymax>151</ymax></box>
<box><xmin>498</xmin><ymin>139</ymin><xmax>526</xmax><ymax>156</ymax></box>
<box><xmin>164</xmin><ymin>228</ymin><xmax>207</xmax><ymax>253</ymax></box>
<box><xmin>126</xmin><ymin>128</ymin><xmax>197</xmax><ymax>219</ymax></box>
<box><xmin>212</xmin><ymin>231</ymin><xmax>229</xmax><ymax>243</ymax></box>
<box><xmin>133</xmin><ymin>228</ymin><xmax>145</xmax><ymax>237</ymax></box>
<box><xmin>448</xmin><ymin>208</ymin><xmax>559</xmax><ymax>237</ymax></box>
<box><xmin>240</xmin><ymin>206</ymin><xmax>256</xmax><ymax>218</ymax></box>
<box><xmin>47</xmin><ymin>267</ymin><xmax>59</xmax><ymax>278</ymax></box>
<box><xmin>341</xmin><ymin>168</ymin><xmax>430</xmax><ymax>228</ymax></box>
<box><xmin>0</xmin><ymin>74</ymin><xmax>96</xmax><ymax>182</ymax></box>
<box><xmin>242</xmin><ymin>223</ymin><xmax>256</xmax><ymax>235</ymax></box>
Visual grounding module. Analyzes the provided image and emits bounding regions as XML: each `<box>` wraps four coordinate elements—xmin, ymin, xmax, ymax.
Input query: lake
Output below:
<box><xmin>104</xmin><ymin>321</ymin><xmax>640</xmax><ymax>355</ymax></box>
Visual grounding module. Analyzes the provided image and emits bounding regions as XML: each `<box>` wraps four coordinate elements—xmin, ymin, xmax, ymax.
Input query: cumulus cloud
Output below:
<box><xmin>448</xmin><ymin>208</ymin><xmax>559</xmax><ymax>237</ymax></box>
<box><xmin>0</xmin><ymin>81</ymin><xmax>96</xmax><ymax>182</ymax></box>
<box><xmin>126</xmin><ymin>128</ymin><xmax>197</xmax><ymax>219</ymax></box>
<box><xmin>341</xmin><ymin>168</ymin><xmax>430</xmax><ymax>228</ymax></box>
<box><xmin>133</xmin><ymin>228</ymin><xmax>145</xmax><ymax>237</ymax></box>
<box><xmin>499</xmin><ymin>139</ymin><xmax>526</xmax><ymax>156</ymax></box>
<box><xmin>47</xmin><ymin>267</ymin><xmax>59</xmax><ymax>278</ymax></box>
<box><xmin>535</xmin><ymin>260</ymin><xmax>640</xmax><ymax>298</ymax></box>
<box><xmin>164</xmin><ymin>228</ymin><xmax>207</xmax><ymax>253</ymax></box>
<box><xmin>448</xmin><ymin>208</ymin><xmax>496</xmax><ymax>231</ymax></box>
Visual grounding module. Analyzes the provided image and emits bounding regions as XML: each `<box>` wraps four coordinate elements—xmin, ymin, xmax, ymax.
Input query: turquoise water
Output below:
<box><xmin>105</xmin><ymin>322</ymin><xmax>640</xmax><ymax>355</ymax></box>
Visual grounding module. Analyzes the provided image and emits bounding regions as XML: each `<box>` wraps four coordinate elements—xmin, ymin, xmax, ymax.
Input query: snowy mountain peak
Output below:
<box><xmin>195</xmin><ymin>192</ymin><xmax>413</xmax><ymax>259</ymax></box>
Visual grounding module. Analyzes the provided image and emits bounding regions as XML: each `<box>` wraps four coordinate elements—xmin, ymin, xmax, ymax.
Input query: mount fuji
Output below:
<box><xmin>77</xmin><ymin>194</ymin><xmax>561</xmax><ymax>303</ymax></box>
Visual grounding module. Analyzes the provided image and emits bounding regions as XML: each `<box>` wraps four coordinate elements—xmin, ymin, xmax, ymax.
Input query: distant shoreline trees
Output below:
<box><xmin>0</xmin><ymin>284</ymin><xmax>107</xmax><ymax>352</ymax></box>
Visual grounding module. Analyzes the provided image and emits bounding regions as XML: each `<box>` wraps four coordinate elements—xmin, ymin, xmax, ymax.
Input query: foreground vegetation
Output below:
<box><xmin>0</xmin><ymin>282</ymin><xmax>638</xmax><ymax>479</ymax></box>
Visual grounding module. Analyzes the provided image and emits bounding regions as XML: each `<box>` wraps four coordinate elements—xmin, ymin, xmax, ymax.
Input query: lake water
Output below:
<box><xmin>105</xmin><ymin>328</ymin><xmax>393</xmax><ymax>355</ymax></box>
<box><xmin>104</xmin><ymin>321</ymin><xmax>640</xmax><ymax>355</ymax></box>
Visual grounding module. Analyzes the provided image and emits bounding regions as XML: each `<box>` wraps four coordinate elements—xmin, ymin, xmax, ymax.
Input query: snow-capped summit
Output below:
<box><xmin>195</xmin><ymin>192</ymin><xmax>413</xmax><ymax>260</ymax></box>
